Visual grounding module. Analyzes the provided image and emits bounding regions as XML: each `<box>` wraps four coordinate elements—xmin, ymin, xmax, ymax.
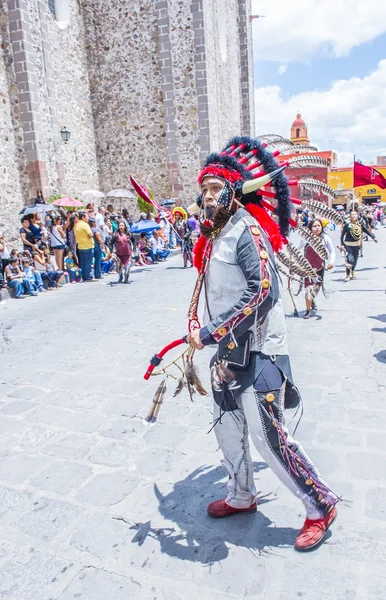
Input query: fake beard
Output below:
<box><xmin>200</xmin><ymin>205</ymin><xmax>233</xmax><ymax>238</ymax></box>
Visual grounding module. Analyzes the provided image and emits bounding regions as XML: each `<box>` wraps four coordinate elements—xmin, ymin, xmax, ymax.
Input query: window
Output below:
<box><xmin>367</xmin><ymin>188</ymin><xmax>377</xmax><ymax>194</ymax></box>
<box><xmin>296</xmin><ymin>128</ymin><xmax>301</xmax><ymax>138</ymax></box>
<box><xmin>48</xmin><ymin>0</ymin><xmax>56</xmax><ymax>18</ymax></box>
<box><xmin>48</xmin><ymin>0</ymin><xmax>70</xmax><ymax>29</ymax></box>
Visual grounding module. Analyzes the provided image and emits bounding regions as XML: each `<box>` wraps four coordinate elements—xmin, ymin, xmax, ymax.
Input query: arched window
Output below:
<box><xmin>296</xmin><ymin>128</ymin><xmax>301</xmax><ymax>138</ymax></box>
<box><xmin>48</xmin><ymin>0</ymin><xmax>56</xmax><ymax>18</ymax></box>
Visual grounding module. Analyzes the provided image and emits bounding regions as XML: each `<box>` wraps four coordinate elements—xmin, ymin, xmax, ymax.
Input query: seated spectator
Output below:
<box><xmin>21</xmin><ymin>256</ymin><xmax>46</xmax><ymax>293</ymax></box>
<box><xmin>34</xmin><ymin>244</ymin><xmax>63</xmax><ymax>289</ymax></box>
<box><xmin>64</xmin><ymin>250</ymin><xmax>82</xmax><ymax>283</ymax></box>
<box><xmin>101</xmin><ymin>247</ymin><xmax>116</xmax><ymax>274</ymax></box>
<box><xmin>150</xmin><ymin>231</ymin><xmax>170</xmax><ymax>262</ymax></box>
<box><xmin>138</xmin><ymin>232</ymin><xmax>158</xmax><ymax>264</ymax></box>
<box><xmin>5</xmin><ymin>256</ymin><xmax>37</xmax><ymax>298</ymax></box>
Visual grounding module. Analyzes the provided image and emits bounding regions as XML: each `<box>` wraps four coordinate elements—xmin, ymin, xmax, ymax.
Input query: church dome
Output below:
<box><xmin>292</xmin><ymin>113</ymin><xmax>305</xmax><ymax>127</ymax></box>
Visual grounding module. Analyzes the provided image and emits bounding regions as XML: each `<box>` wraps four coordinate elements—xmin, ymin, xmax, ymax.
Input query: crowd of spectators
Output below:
<box><xmin>0</xmin><ymin>197</ymin><xmax>197</xmax><ymax>300</ymax></box>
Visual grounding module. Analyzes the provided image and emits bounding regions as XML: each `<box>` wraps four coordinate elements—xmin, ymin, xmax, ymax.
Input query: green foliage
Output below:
<box><xmin>137</xmin><ymin>188</ymin><xmax>157</xmax><ymax>216</ymax></box>
<box><xmin>48</xmin><ymin>194</ymin><xmax>61</xmax><ymax>204</ymax></box>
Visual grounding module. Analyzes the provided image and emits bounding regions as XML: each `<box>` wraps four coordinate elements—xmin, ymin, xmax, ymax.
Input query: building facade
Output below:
<box><xmin>328</xmin><ymin>160</ymin><xmax>386</xmax><ymax>206</ymax></box>
<box><xmin>0</xmin><ymin>0</ymin><xmax>254</xmax><ymax>239</ymax></box>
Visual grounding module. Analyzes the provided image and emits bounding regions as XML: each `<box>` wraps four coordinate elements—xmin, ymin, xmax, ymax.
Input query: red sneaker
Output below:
<box><xmin>207</xmin><ymin>499</ymin><xmax>257</xmax><ymax>518</ymax></box>
<box><xmin>295</xmin><ymin>507</ymin><xmax>337</xmax><ymax>551</ymax></box>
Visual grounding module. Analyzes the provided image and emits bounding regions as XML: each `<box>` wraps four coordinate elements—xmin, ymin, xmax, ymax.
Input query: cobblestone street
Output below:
<box><xmin>0</xmin><ymin>229</ymin><xmax>385</xmax><ymax>600</ymax></box>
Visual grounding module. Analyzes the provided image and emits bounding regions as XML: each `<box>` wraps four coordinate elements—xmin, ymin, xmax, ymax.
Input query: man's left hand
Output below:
<box><xmin>187</xmin><ymin>328</ymin><xmax>204</xmax><ymax>350</ymax></box>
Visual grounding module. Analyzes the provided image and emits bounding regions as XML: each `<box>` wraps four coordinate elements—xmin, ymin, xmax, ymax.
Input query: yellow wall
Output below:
<box><xmin>328</xmin><ymin>167</ymin><xmax>386</xmax><ymax>204</ymax></box>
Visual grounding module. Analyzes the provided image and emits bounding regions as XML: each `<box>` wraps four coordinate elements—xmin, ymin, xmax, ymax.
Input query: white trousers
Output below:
<box><xmin>213</xmin><ymin>385</ymin><xmax>335</xmax><ymax>520</ymax></box>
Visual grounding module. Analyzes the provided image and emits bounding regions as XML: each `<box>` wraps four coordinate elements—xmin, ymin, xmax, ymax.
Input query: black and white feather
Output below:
<box><xmin>286</xmin><ymin>241</ymin><xmax>321</xmax><ymax>276</ymax></box>
<box><xmin>277</xmin><ymin>251</ymin><xmax>318</xmax><ymax>279</ymax></box>
<box><xmin>299</xmin><ymin>178</ymin><xmax>337</xmax><ymax>201</ymax></box>
<box><xmin>287</xmin><ymin>155</ymin><xmax>330</xmax><ymax>169</ymax></box>
<box><xmin>300</xmin><ymin>198</ymin><xmax>343</xmax><ymax>226</ymax></box>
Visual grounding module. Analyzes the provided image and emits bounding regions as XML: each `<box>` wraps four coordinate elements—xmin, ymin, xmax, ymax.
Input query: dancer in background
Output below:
<box><xmin>341</xmin><ymin>211</ymin><xmax>377</xmax><ymax>282</ymax></box>
<box><xmin>298</xmin><ymin>218</ymin><xmax>335</xmax><ymax>319</ymax></box>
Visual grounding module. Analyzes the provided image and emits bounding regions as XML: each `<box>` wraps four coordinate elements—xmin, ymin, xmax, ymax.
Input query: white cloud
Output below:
<box><xmin>254</xmin><ymin>60</ymin><xmax>386</xmax><ymax>161</ymax></box>
<box><xmin>277</xmin><ymin>65</ymin><xmax>287</xmax><ymax>76</ymax></box>
<box><xmin>251</xmin><ymin>0</ymin><xmax>386</xmax><ymax>62</ymax></box>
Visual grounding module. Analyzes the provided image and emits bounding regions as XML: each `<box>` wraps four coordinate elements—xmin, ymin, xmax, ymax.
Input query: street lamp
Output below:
<box><xmin>60</xmin><ymin>126</ymin><xmax>71</xmax><ymax>144</ymax></box>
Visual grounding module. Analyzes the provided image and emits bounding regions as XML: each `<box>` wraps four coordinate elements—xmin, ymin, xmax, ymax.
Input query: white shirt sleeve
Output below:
<box><xmin>323</xmin><ymin>234</ymin><xmax>336</xmax><ymax>266</ymax></box>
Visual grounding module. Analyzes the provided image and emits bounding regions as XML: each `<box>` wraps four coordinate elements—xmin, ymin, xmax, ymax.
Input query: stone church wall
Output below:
<box><xmin>0</xmin><ymin>0</ymin><xmax>28</xmax><ymax>240</ymax></box>
<box><xmin>203</xmin><ymin>0</ymin><xmax>243</xmax><ymax>151</ymax></box>
<box><xmin>82</xmin><ymin>0</ymin><xmax>170</xmax><ymax>209</ymax></box>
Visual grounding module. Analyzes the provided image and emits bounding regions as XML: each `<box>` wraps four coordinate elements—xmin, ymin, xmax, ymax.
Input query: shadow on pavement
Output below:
<box><xmin>130</xmin><ymin>464</ymin><xmax>298</xmax><ymax>564</ymax></box>
<box><xmin>374</xmin><ymin>350</ymin><xmax>386</xmax><ymax>364</ymax></box>
<box><xmin>368</xmin><ymin>314</ymin><xmax>386</xmax><ymax>323</ymax></box>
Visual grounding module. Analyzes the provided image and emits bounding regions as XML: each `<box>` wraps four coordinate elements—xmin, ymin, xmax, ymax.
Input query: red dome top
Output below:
<box><xmin>292</xmin><ymin>113</ymin><xmax>305</xmax><ymax>127</ymax></box>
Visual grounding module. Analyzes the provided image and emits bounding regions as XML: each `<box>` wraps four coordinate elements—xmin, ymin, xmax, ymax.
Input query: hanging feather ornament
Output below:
<box><xmin>286</xmin><ymin>155</ymin><xmax>330</xmax><ymax>169</ymax></box>
<box><xmin>296</xmin><ymin>224</ymin><xmax>329</xmax><ymax>261</ymax></box>
<box><xmin>145</xmin><ymin>377</ymin><xmax>168</xmax><ymax>423</ymax></box>
<box><xmin>286</xmin><ymin>241</ymin><xmax>320</xmax><ymax>277</ymax></box>
<box><xmin>173</xmin><ymin>377</ymin><xmax>186</xmax><ymax>398</ymax></box>
<box><xmin>184</xmin><ymin>358</ymin><xmax>208</xmax><ymax>401</ymax></box>
<box><xmin>300</xmin><ymin>198</ymin><xmax>343</xmax><ymax>226</ymax></box>
<box><xmin>277</xmin><ymin>263</ymin><xmax>303</xmax><ymax>287</ymax></box>
<box><xmin>277</xmin><ymin>251</ymin><xmax>317</xmax><ymax>279</ymax></box>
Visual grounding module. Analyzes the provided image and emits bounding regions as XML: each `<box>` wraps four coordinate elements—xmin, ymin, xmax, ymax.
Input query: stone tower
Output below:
<box><xmin>290</xmin><ymin>113</ymin><xmax>309</xmax><ymax>146</ymax></box>
<box><xmin>0</xmin><ymin>0</ymin><xmax>254</xmax><ymax>239</ymax></box>
<box><xmin>82</xmin><ymin>0</ymin><xmax>255</xmax><ymax>204</ymax></box>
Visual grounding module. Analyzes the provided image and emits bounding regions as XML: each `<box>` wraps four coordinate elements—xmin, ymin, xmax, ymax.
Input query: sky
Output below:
<box><xmin>251</xmin><ymin>0</ymin><xmax>386</xmax><ymax>165</ymax></box>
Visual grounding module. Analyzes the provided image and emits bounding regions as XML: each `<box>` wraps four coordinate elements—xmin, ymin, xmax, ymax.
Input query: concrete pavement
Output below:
<box><xmin>0</xmin><ymin>228</ymin><xmax>385</xmax><ymax>600</ymax></box>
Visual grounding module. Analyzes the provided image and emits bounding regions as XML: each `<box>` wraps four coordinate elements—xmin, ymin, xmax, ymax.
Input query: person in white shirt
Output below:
<box><xmin>95</xmin><ymin>206</ymin><xmax>105</xmax><ymax>233</ymax></box>
<box><xmin>150</xmin><ymin>231</ymin><xmax>170</xmax><ymax>261</ymax></box>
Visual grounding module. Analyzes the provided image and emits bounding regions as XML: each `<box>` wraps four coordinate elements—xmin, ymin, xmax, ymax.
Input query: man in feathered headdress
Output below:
<box><xmin>186</xmin><ymin>136</ymin><xmax>339</xmax><ymax>551</ymax></box>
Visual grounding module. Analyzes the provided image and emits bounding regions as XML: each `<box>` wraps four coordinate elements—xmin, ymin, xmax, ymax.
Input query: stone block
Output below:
<box><xmin>58</xmin><ymin>567</ymin><xmax>141</xmax><ymax>600</ymax></box>
<box><xmin>0</xmin><ymin>454</ymin><xmax>52</xmax><ymax>484</ymax></box>
<box><xmin>365</xmin><ymin>487</ymin><xmax>386</xmax><ymax>521</ymax></box>
<box><xmin>69</xmin><ymin>511</ymin><xmax>132</xmax><ymax>559</ymax></box>
<box><xmin>7</xmin><ymin>386</ymin><xmax>46</xmax><ymax>400</ymax></box>
<box><xmin>88</xmin><ymin>441</ymin><xmax>137</xmax><ymax>467</ymax></box>
<box><xmin>347</xmin><ymin>452</ymin><xmax>386</xmax><ymax>480</ymax></box>
<box><xmin>43</xmin><ymin>433</ymin><xmax>97</xmax><ymax>459</ymax></box>
<box><xmin>63</xmin><ymin>411</ymin><xmax>106</xmax><ymax>433</ymax></box>
<box><xmin>0</xmin><ymin>553</ymin><xmax>72</xmax><ymax>600</ymax></box>
<box><xmin>0</xmin><ymin>486</ymin><xmax>32</xmax><ymax>517</ymax></box>
<box><xmin>76</xmin><ymin>473</ymin><xmax>139</xmax><ymax>507</ymax></box>
<box><xmin>25</xmin><ymin>405</ymin><xmax>72</xmax><ymax>426</ymax></box>
<box><xmin>11</xmin><ymin>497</ymin><xmax>83</xmax><ymax>541</ymax></box>
<box><xmin>30</xmin><ymin>460</ymin><xmax>93</xmax><ymax>494</ymax></box>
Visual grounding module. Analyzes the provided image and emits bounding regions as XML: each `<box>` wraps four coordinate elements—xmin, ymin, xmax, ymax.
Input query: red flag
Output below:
<box><xmin>353</xmin><ymin>161</ymin><xmax>386</xmax><ymax>189</ymax></box>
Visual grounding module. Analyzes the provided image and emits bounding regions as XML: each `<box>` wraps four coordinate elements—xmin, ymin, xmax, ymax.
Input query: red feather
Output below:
<box><xmin>193</xmin><ymin>233</ymin><xmax>209</xmax><ymax>271</ymax></box>
<box><xmin>245</xmin><ymin>203</ymin><xmax>286</xmax><ymax>253</ymax></box>
<box><xmin>198</xmin><ymin>166</ymin><xmax>243</xmax><ymax>185</ymax></box>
